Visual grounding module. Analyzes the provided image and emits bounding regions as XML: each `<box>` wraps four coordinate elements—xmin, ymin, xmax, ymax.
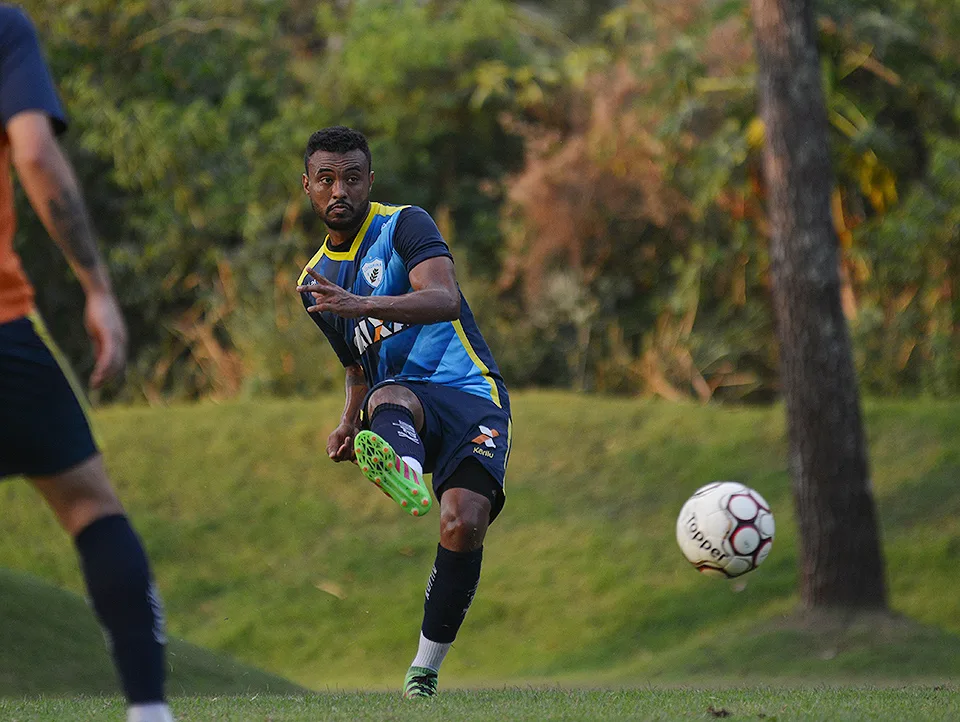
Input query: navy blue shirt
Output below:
<box><xmin>0</xmin><ymin>5</ymin><xmax>66</xmax><ymax>133</ymax></box>
<box><xmin>0</xmin><ymin>5</ymin><xmax>68</xmax><ymax>324</ymax></box>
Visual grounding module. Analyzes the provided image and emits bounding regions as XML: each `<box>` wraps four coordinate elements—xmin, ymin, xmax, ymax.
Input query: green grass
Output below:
<box><xmin>0</xmin><ymin>567</ymin><xmax>301</xmax><ymax>697</ymax></box>
<box><xmin>0</xmin><ymin>393</ymin><xmax>959</xmax><ymax>691</ymax></box>
<box><xmin>2</xmin><ymin>687</ymin><xmax>959</xmax><ymax>721</ymax></box>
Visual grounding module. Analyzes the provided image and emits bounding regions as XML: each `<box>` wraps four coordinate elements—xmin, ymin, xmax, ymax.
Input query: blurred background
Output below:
<box><xmin>2</xmin><ymin>0</ymin><xmax>959</xmax><ymax>697</ymax></box>
<box><xmin>16</xmin><ymin>0</ymin><xmax>960</xmax><ymax>406</ymax></box>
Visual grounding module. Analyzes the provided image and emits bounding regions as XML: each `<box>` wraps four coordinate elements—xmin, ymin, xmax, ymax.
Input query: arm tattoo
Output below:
<box><xmin>48</xmin><ymin>189</ymin><xmax>100</xmax><ymax>270</ymax></box>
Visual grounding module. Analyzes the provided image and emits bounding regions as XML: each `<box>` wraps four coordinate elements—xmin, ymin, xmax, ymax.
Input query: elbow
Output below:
<box><xmin>442</xmin><ymin>292</ymin><xmax>461</xmax><ymax>322</ymax></box>
<box><xmin>12</xmin><ymin>139</ymin><xmax>57</xmax><ymax>176</ymax></box>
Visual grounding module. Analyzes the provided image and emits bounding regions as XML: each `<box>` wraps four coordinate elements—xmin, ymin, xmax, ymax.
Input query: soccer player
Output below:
<box><xmin>297</xmin><ymin>126</ymin><xmax>512</xmax><ymax>698</ymax></box>
<box><xmin>0</xmin><ymin>7</ymin><xmax>171</xmax><ymax>722</ymax></box>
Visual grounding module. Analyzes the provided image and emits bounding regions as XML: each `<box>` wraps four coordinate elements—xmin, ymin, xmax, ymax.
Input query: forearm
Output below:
<box><xmin>340</xmin><ymin>364</ymin><xmax>369</xmax><ymax>427</ymax></box>
<box><xmin>14</xmin><ymin>140</ymin><xmax>112</xmax><ymax>295</ymax></box>
<box><xmin>357</xmin><ymin>288</ymin><xmax>459</xmax><ymax>325</ymax></box>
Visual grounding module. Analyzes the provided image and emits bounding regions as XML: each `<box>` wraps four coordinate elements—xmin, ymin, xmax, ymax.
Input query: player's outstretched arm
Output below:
<box><xmin>7</xmin><ymin>110</ymin><xmax>127</xmax><ymax>387</ymax></box>
<box><xmin>298</xmin><ymin>256</ymin><xmax>460</xmax><ymax>325</ymax></box>
<box><xmin>328</xmin><ymin>363</ymin><xmax>369</xmax><ymax>462</ymax></box>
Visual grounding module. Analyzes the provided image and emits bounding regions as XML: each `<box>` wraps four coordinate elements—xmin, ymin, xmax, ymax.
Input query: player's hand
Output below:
<box><xmin>327</xmin><ymin>422</ymin><xmax>360</xmax><ymax>463</ymax></box>
<box><xmin>297</xmin><ymin>267</ymin><xmax>366</xmax><ymax>318</ymax></box>
<box><xmin>84</xmin><ymin>290</ymin><xmax>128</xmax><ymax>388</ymax></box>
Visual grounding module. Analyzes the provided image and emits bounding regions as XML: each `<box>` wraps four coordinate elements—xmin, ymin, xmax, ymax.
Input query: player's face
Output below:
<box><xmin>302</xmin><ymin>149</ymin><xmax>374</xmax><ymax>231</ymax></box>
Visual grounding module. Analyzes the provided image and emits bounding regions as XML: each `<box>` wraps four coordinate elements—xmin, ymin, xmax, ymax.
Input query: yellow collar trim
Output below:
<box><xmin>298</xmin><ymin>202</ymin><xmax>409</xmax><ymax>284</ymax></box>
<box><xmin>320</xmin><ymin>202</ymin><xmax>381</xmax><ymax>261</ymax></box>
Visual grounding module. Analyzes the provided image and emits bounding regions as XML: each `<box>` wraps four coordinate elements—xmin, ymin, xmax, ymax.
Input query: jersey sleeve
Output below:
<box><xmin>392</xmin><ymin>206</ymin><xmax>453</xmax><ymax>273</ymax></box>
<box><xmin>0</xmin><ymin>8</ymin><xmax>67</xmax><ymax>134</ymax></box>
<box><xmin>301</xmin><ymin>294</ymin><xmax>357</xmax><ymax>367</ymax></box>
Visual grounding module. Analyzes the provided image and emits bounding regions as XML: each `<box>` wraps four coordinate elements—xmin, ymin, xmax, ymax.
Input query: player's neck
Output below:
<box><xmin>326</xmin><ymin>202</ymin><xmax>372</xmax><ymax>250</ymax></box>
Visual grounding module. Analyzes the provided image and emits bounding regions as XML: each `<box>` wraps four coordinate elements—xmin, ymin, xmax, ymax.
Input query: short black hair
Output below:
<box><xmin>303</xmin><ymin>126</ymin><xmax>372</xmax><ymax>174</ymax></box>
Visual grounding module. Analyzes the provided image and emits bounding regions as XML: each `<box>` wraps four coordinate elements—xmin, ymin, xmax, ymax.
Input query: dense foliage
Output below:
<box><xmin>15</xmin><ymin>0</ymin><xmax>959</xmax><ymax>401</ymax></box>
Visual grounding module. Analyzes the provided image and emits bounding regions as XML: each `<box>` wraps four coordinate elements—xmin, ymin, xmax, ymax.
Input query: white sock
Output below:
<box><xmin>127</xmin><ymin>703</ymin><xmax>174</xmax><ymax>722</ymax></box>
<box><xmin>402</xmin><ymin>456</ymin><xmax>423</xmax><ymax>478</ymax></box>
<box><xmin>411</xmin><ymin>632</ymin><xmax>451</xmax><ymax>673</ymax></box>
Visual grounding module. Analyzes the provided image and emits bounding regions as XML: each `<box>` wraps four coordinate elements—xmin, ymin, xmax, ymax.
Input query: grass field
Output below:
<box><xmin>0</xmin><ymin>393</ymin><xmax>958</xmax><ymax>699</ymax></box>
<box><xmin>0</xmin><ymin>567</ymin><xmax>301</xmax><ymax>697</ymax></box>
<box><xmin>1</xmin><ymin>687</ymin><xmax>959</xmax><ymax>721</ymax></box>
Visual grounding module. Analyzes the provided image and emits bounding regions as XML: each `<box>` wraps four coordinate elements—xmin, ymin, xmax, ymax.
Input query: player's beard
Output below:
<box><xmin>320</xmin><ymin>200</ymin><xmax>368</xmax><ymax>231</ymax></box>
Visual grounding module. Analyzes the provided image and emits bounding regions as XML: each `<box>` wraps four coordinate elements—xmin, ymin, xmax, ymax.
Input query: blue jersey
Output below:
<box><xmin>299</xmin><ymin>203</ymin><xmax>508</xmax><ymax>410</ymax></box>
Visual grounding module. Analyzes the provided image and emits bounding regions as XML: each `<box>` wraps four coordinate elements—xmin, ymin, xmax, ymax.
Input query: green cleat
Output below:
<box><xmin>403</xmin><ymin>666</ymin><xmax>438</xmax><ymax>699</ymax></box>
<box><xmin>354</xmin><ymin>431</ymin><xmax>433</xmax><ymax>517</ymax></box>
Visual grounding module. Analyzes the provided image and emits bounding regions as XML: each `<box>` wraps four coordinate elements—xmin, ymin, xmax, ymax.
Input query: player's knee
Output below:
<box><xmin>440</xmin><ymin>492</ymin><xmax>490</xmax><ymax>551</ymax></box>
<box><xmin>66</xmin><ymin>496</ymin><xmax>124</xmax><ymax>538</ymax></box>
<box><xmin>30</xmin><ymin>455</ymin><xmax>124</xmax><ymax>537</ymax></box>
<box><xmin>367</xmin><ymin>386</ymin><xmax>424</xmax><ymax>429</ymax></box>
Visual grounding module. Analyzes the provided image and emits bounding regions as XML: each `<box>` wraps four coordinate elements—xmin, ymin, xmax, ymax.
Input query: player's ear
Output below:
<box><xmin>369</xmin><ymin>170</ymin><xmax>375</xmax><ymax>188</ymax></box>
<box><xmin>302</xmin><ymin>173</ymin><xmax>310</xmax><ymax>195</ymax></box>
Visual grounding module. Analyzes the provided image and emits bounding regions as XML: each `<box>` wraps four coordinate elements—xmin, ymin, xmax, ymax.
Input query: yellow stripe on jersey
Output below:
<box><xmin>27</xmin><ymin>310</ymin><xmax>100</xmax><ymax>445</ymax></box>
<box><xmin>504</xmin><ymin>417</ymin><xmax>513</xmax><ymax>485</ymax></box>
<box><xmin>452</xmin><ymin>319</ymin><xmax>501</xmax><ymax>409</ymax></box>
<box><xmin>298</xmin><ymin>246</ymin><xmax>327</xmax><ymax>285</ymax></box>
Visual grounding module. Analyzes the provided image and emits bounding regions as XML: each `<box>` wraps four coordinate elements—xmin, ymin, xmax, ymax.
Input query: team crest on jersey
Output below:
<box><xmin>360</xmin><ymin>258</ymin><xmax>385</xmax><ymax>288</ymax></box>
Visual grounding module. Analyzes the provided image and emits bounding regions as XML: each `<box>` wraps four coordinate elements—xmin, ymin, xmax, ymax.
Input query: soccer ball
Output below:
<box><xmin>676</xmin><ymin>482</ymin><xmax>775</xmax><ymax>578</ymax></box>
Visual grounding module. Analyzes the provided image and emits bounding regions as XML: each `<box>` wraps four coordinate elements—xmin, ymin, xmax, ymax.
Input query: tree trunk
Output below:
<box><xmin>749</xmin><ymin>0</ymin><xmax>887</xmax><ymax>608</ymax></box>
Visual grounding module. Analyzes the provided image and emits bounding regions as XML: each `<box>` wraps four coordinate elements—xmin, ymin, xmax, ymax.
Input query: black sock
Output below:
<box><xmin>370</xmin><ymin>403</ymin><xmax>425</xmax><ymax>468</ymax></box>
<box><xmin>421</xmin><ymin>544</ymin><xmax>483</xmax><ymax>643</ymax></box>
<box><xmin>75</xmin><ymin>514</ymin><xmax>166</xmax><ymax>704</ymax></box>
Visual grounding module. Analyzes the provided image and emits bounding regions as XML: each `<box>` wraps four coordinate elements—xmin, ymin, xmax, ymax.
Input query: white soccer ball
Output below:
<box><xmin>676</xmin><ymin>482</ymin><xmax>775</xmax><ymax>578</ymax></box>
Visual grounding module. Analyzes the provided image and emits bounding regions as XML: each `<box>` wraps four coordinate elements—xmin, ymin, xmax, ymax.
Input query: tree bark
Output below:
<box><xmin>749</xmin><ymin>0</ymin><xmax>887</xmax><ymax>608</ymax></box>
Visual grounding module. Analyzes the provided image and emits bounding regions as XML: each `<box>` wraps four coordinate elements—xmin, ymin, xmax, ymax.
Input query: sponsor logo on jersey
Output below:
<box><xmin>353</xmin><ymin>317</ymin><xmax>408</xmax><ymax>354</ymax></box>
<box><xmin>472</xmin><ymin>425</ymin><xmax>500</xmax><ymax>458</ymax></box>
<box><xmin>471</xmin><ymin>425</ymin><xmax>499</xmax><ymax>448</ymax></box>
<box><xmin>360</xmin><ymin>258</ymin><xmax>385</xmax><ymax>288</ymax></box>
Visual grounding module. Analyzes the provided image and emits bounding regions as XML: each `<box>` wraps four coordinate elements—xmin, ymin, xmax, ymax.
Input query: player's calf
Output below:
<box><xmin>75</xmin><ymin>514</ymin><xmax>168</xmax><ymax>714</ymax></box>
<box><xmin>355</xmin><ymin>401</ymin><xmax>432</xmax><ymax>516</ymax></box>
<box><xmin>402</xmin><ymin>464</ymin><xmax>501</xmax><ymax>697</ymax></box>
<box><xmin>31</xmin><ymin>457</ymin><xmax>172</xmax><ymax>719</ymax></box>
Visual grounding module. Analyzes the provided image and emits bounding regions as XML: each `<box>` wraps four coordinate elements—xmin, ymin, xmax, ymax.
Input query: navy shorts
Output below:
<box><xmin>363</xmin><ymin>379</ymin><xmax>512</xmax><ymax>519</ymax></box>
<box><xmin>0</xmin><ymin>315</ymin><xmax>98</xmax><ymax>479</ymax></box>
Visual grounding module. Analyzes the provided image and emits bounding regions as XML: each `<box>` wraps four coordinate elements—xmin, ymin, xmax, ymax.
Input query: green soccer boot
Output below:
<box><xmin>403</xmin><ymin>666</ymin><xmax>438</xmax><ymax>699</ymax></box>
<box><xmin>354</xmin><ymin>430</ymin><xmax>433</xmax><ymax>517</ymax></box>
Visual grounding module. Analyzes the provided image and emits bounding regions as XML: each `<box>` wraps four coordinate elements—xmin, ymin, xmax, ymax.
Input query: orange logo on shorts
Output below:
<box><xmin>472</xmin><ymin>425</ymin><xmax>499</xmax><ymax>449</ymax></box>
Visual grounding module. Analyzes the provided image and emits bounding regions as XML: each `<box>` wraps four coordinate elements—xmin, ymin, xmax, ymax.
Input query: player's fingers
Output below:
<box><xmin>90</xmin><ymin>335</ymin><xmax>113</xmax><ymax>389</ymax></box>
<box><xmin>297</xmin><ymin>268</ymin><xmax>332</xmax><ymax>292</ymax></box>
<box><xmin>93</xmin><ymin>344</ymin><xmax>125</xmax><ymax>388</ymax></box>
<box><xmin>327</xmin><ymin>436</ymin><xmax>341</xmax><ymax>458</ymax></box>
<box><xmin>305</xmin><ymin>267</ymin><xmax>330</xmax><ymax>285</ymax></box>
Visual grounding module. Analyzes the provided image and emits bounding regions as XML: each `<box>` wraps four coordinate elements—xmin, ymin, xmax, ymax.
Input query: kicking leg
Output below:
<box><xmin>355</xmin><ymin>385</ymin><xmax>432</xmax><ymax>515</ymax></box>
<box><xmin>30</xmin><ymin>455</ymin><xmax>171</xmax><ymax>722</ymax></box>
<box><xmin>405</xmin><ymin>459</ymin><xmax>497</xmax><ymax>698</ymax></box>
